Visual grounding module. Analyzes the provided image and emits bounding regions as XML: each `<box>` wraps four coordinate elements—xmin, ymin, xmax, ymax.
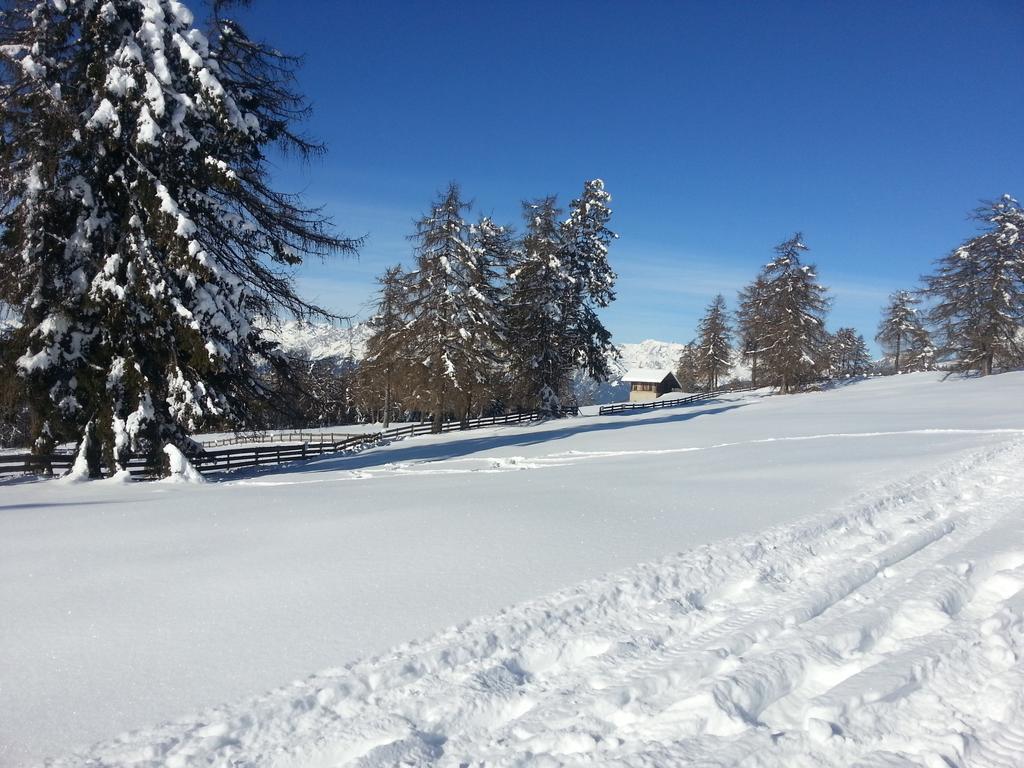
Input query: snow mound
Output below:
<box><xmin>56</xmin><ymin>429</ymin><xmax>93</xmax><ymax>483</ymax></box>
<box><xmin>161</xmin><ymin>444</ymin><xmax>205</xmax><ymax>484</ymax></box>
<box><xmin>102</xmin><ymin>469</ymin><xmax>134</xmax><ymax>484</ymax></box>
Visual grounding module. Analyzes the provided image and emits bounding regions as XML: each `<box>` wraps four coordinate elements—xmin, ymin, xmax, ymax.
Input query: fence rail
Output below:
<box><xmin>0</xmin><ymin>405</ymin><xmax>581</xmax><ymax>480</ymax></box>
<box><xmin>197</xmin><ymin>431</ymin><xmax>360</xmax><ymax>448</ymax></box>
<box><xmin>0</xmin><ymin>453</ymin><xmax>77</xmax><ymax>476</ymax></box>
<box><xmin>597</xmin><ymin>384</ymin><xmax>761</xmax><ymax>415</ymax></box>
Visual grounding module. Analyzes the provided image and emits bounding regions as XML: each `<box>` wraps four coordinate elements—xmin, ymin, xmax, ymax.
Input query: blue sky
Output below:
<box><xmin>228</xmin><ymin>0</ymin><xmax>1023</xmax><ymax>348</ymax></box>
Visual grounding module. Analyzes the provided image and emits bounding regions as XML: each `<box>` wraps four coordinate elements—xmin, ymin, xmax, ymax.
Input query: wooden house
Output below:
<box><xmin>621</xmin><ymin>368</ymin><xmax>682</xmax><ymax>402</ymax></box>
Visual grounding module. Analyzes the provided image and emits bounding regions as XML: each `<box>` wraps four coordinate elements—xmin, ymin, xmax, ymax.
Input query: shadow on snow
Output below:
<box><xmin>218</xmin><ymin>400</ymin><xmax>751</xmax><ymax>481</ymax></box>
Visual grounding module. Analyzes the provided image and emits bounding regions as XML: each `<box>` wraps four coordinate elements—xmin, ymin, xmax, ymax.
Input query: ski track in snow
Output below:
<box><xmin>57</xmin><ymin>439</ymin><xmax>1024</xmax><ymax>767</ymax></box>
<box><xmin>227</xmin><ymin>427</ymin><xmax>1024</xmax><ymax>485</ymax></box>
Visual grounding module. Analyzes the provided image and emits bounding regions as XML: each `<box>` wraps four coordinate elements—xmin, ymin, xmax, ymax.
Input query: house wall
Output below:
<box><xmin>657</xmin><ymin>380</ymin><xmax>676</xmax><ymax>397</ymax></box>
<box><xmin>629</xmin><ymin>382</ymin><xmax>659</xmax><ymax>402</ymax></box>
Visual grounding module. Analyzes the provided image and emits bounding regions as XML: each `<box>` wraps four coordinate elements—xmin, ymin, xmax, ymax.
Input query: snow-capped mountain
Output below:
<box><xmin>612</xmin><ymin>339</ymin><xmax>688</xmax><ymax>376</ymax></box>
<box><xmin>268</xmin><ymin>322</ymin><xmax>688</xmax><ymax>370</ymax></box>
<box><xmin>265</xmin><ymin>320</ymin><xmax>372</xmax><ymax>361</ymax></box>
<box><xmin>263</xmin><ymin>321</ymin><xmax>694</xmax><ymax>404</ymax></box>
<box><xmin>588</xmin><ymin>339</ymin><xmax>751</xmax><ymax>403</ymax></box>
<box><xmin>262</xmin><ymin>321</ymin><xmax>758</xmax><ymax>403</ymax></box>
<box><xmin>572</xmin><ymin>339</ymin><xmax>689</xmax><ymax>404</ymax></box>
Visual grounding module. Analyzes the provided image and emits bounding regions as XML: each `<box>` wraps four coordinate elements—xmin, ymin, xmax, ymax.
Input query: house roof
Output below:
<box><xmin>621</xmin><ymin>368</ymin><xmax>678</xmax><ymax>384</ymax></box>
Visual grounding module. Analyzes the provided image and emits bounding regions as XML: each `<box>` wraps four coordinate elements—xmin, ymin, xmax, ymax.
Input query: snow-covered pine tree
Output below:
<box><xmin>735</xmin><ymin>276</ymin><xmax>768</xmax><ymax>386</ymax></box>
<box><xmin>456</xmin><ymin>215</ymin><xmax>511</xmax><ymax>421</ymax></box>
<box><xmin>828</xmin><ymin>327</ymin><xmax>871</xmax><ymax>377</ymax></box>
<box><xmin>404</xmin><ymin>184</ymin><xmax>503</xmax><ymax>432</ymax></box>
<box><xmin>695</xmin><ymin>294</ymin><xmax>732</xmax><ymax>389</ymax></box>
<box><xmin>850</xmin><ymin>332</ymin><xmax>873</xmax><ymax>375</ymax></box>
<box><xmin>902</xmin><ymin>326</ymin><xmax>936</xmax><ymax>373</ymax></box>
<box><xmin>0</xmin><ymin>0</ymin><xmax>356</xmax><ymax>476</ymax></box>
<box><xmin>675</xmin><ymin>341</ymin><xmax>700</xmax><ymax>392</ymax></box>
<box><xmin>505</xmin><ymin>197</ymin><xmax>567</xmax><ymax>414</ymax></box>
<box><xmin>922</xmin><ymin>196</ymin><xmax>1024</xmax><ymax>375</ymax></box>
<box><xmin>756</xmin><ymin>234</ymin><xmax>831</xmax><ymax>393</ymax></box>
<box><xmin>875</xmin><ymin>290</ymin><xmax>932</xmax><ymax>374</ymax></box>
<box><xmin>0</xmin><ymin>314</ymin><xmax>30</xmax><ymax>448</ymax></box>
<box><xmin>557</xmin><ymin>179</ymin><xmax>618</xmax><ymax>389</ymax></box>
<box><xmin>505</xmin><ymin>181</ymin><xmax>618</xmax><ymax>415</ymax></box>
<box><xmin>361</xmin><ymin>266</ymin><xmax>408</xmax><ymax>427</ymax></box>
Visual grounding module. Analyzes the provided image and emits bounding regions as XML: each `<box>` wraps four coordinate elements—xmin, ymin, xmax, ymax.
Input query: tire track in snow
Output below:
<box><xmin>52</xmin><ymin>440</ymin><xmax>1024</xmax><ymax>767</ymax></box>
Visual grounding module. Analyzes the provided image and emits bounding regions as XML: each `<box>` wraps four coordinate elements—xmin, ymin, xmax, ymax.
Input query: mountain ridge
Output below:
<box><xmin>267</xmin><ymin>321</ymin><xmax>689</xmax><ymax>377</ymax></box>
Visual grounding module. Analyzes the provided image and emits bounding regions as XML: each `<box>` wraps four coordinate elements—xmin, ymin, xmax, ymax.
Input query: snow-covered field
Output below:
<box><xmin>3</xmin><ymin>372</ymin><xmax>1024</xmax><ymax>766</ymax></box>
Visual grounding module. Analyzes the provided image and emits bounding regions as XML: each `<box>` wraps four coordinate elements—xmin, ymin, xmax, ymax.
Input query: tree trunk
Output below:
<box><xmin>431</xmin><ymin>383</ymin><xmax>444</xmax><ymax>434</ymax></box>
<box><xmin>382</xmin><ymin>372</ymin><xmax>391</xmax><ymax>429</ymax></box>
<box><xmin>894</xmin><ymin>336</ymin><xmax>901</xmax><ymax>374</ymax></box>
<box><xmin>751</xmin><ymin>352</ymin><xmax>758</xmax><ymax>387</ymax></box>
<box><xmin>84</xmin><ymin>420</ymin><xmax>103</xmax><ymax>479</ymax></box>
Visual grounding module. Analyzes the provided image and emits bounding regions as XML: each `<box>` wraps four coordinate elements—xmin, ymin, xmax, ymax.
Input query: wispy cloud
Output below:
<box><xmin>613</xmin><ymin>244</ymin><xmax>752</xmax><ymax>301</ymax></box>
<box><xmin>827</xmin><ymin>279</ymin><xmax>897</xmax><ymax>304</ymax></box>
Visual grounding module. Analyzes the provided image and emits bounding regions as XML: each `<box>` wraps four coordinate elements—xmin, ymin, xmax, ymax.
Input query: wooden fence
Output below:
<box><xmin>0</xmin><ymin>406</ymin><xmax>580</xmax><ymax>480</ymax></box>
<box><xmin>197</xmin><ymin>431</ymin><xmax>359</xmax><ymax>448</ymax></box>
<box><xmin>0</xmin><ymin>452</ymin><xmax>79</xmax><ymax>477</ymax></box>
<box><xmin>598</xmin><ymin>384</ymin><xmax>761</xmax><ymax>415</ymax></box>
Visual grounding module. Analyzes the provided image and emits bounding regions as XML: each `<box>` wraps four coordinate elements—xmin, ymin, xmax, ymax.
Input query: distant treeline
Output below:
<box><xmin>676</xmin><ymin>196</ymin><xmax>1024</xmax><ymax>393</ymax></box>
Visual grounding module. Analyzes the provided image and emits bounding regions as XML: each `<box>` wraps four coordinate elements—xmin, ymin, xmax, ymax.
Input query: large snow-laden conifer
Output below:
<box><xmin>0</xmin><ymin>0</ymin><xmax>355</xmax><ymax>475</ymax></box>
<box><xmin>558</xmin><ymin>179</ymin><xmax>618</xmax><ymax>386</ymax></box>
<box><xmin>505</xmin><ymin>197</ymin><xmax>568</xmax><ymax>414</ymax></box>
<box><xmin>755</xmin><ymin>234</ymin><xmax>830</xmax><ymax>393</ymax></box>
<box><xmin>694</xmin><ymin>293</ymin><xmax>732</xmax><ymax>389</ymax></box>
<box><xmin>922</xmin><ymin>195</ymin><xmax>1024</xmax><ymax>375</ymax></box>
<box><xmin>505</xmin><ymin>180</ymin><xmax>617</xmax><ymax>415</ymax></box>
<box><xmin>404</xmin><ymin>184</ymin><xmax>504</xmax><ymax>432</ymax></box>
<box><xmin>455</xmin><ymin>215</ymin><xmax>512</xmax><ymax>421</ymax></box>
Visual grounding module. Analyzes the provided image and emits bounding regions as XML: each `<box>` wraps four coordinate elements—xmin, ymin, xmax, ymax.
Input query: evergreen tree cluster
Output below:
<box><xmin>683</xmin><ymin>233</ymin><xmax>838</xmax><ymax>393</ymax></box>
<box><xmin>677</xmin><ymin>194</ymin><xmax>1024</xmax><ymax>395</ymax></box>
<box><xmin>357</xmin><ymin>181</ymin><xmax>617</xmax><ymax>431</ymax></box>
<box><xmin>827</xmin><ymin>328</ymin><xmax>872</xmax><ymax>378</ymax></box>
<box><xmin>874</xmin><ymin>196</ymin><xmax>1023</xmax><ymax>376</ymax></box>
